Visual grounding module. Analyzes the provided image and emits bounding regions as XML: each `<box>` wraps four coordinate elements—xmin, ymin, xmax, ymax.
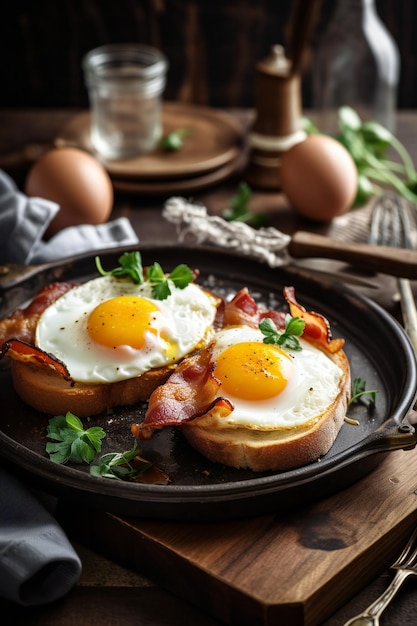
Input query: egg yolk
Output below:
<box><xmin>214</xmin><ymin>342</ymin><xmax>293</xmax><ymax>401</ymax></box>
<box><xmin>87</xmin><ymin>296</ymin><xmax>160</xmax><ymax>349</ymax></box>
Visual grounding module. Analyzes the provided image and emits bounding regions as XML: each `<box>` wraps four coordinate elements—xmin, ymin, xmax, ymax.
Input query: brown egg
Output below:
<box><xmin>25</xmin><ymin>147</ymin><xmax>114</xmax><ymax>237</ymax></box>
<box><xmin>279</xmin><ymin>134</ymin><xmax>358</xmax><ymax>222</ymax></box>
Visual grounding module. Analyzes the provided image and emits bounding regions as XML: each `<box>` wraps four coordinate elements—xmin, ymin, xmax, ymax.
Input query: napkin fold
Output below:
<box><xmin>0</xmin><ymin>168</ymin><xmax>140</xmax><ymax>605</ymax></box>
<box><xmin>0</xmin><ymin>169</ymin><xmax>139</xmax><ymax>265</ymax></box>
<box><xmin>0</xmin><ymin>466</ymin><xmax>82</xmax><ymax>606</ymax></box>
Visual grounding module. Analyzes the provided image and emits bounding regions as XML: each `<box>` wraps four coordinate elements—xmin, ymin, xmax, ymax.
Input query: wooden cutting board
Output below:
<box><xmin>59</xmin><ymin>449</ymin><xmax>417</xmax><ymax>626</ymax></box>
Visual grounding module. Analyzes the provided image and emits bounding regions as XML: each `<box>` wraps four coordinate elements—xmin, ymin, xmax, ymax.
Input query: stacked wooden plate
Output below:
<box><xmin>54</xmin><ymin>102</ymin><xmax>246</xmax><ymax>196</ymax></box>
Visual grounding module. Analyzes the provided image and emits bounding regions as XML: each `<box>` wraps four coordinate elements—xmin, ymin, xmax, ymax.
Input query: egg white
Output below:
<box><xmin>211</xmin><ymin>326</ymin><xmax>343</xmax><ymax>429</ymax></box>
<box><xmin>36</xmin><ymin>275</ymin><xmax>217</xmax><ymax>383</ymax></box>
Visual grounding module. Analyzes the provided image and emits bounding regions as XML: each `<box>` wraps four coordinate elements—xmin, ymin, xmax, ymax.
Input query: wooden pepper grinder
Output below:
<box><xmin>244</xmin><ymin>45</ymin><xmax>306</xmax><ymax>190</ymax></box>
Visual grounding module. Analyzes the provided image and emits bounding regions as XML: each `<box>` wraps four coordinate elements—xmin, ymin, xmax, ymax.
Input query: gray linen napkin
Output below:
<box><xmin>0</xmin><ymin>169</ymin><xmax>139</xmax><ymax>264</ymax></box>
<box><xmin>0</xmin><ymin>467</ymin><xmax>82</xmax><ymax>606</ymax></box>
<box><xmin>0</xmin><ymin>168</ymin><xmax>140</xmax><ymax>605</ymax></box>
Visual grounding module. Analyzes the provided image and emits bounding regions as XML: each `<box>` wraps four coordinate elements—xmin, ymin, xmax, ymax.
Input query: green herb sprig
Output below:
<box><xmin>348</xmin><ymin>377</ymin><xmax>377</xmax><ymax>410</ymax></box>
<box><xmin>259</xmin><ymin>315</ymin><xmax>306</xmax><ymax>351</ymax></box>
<box><xmin>222</xmin><ymin>182</ymin><xmax>267</xmax><ymax>226</ymax></box>
<box><xmin>96</xmin><ymin>251</ymin><xmax>144</xmax><ymax>284</ymax></box>
<box><xmin>90</xmin><ymin>442</ymin><xmax>152</xmax><ymax>480</ymax></box>
<box><xmin>146</xmin><ymin>262</ymin><xmax>195</xmax><ymax>299</ymax></box>
<box><xmin>46</xmin><ymin>415</ymin><xmax>153</xmax><ymax>481</ymax></box>
<box><xmin>160</xmin><ymin>128</ymin><xmax>191</xmax><ymax>151</ymax></box>
<box><xmin>46</xmin><ymin>412</ymin><xmax>106</xmax><ymax>464</ymax></box>
<box><xmin>304</xmin><ymin>106</ymin><xmax>417</xmax><ymax>207</ymax></box>
<box><xmin>95</xmin><ymin>251</ymin><xmax>194</xmax><ymax>299</ymax></box>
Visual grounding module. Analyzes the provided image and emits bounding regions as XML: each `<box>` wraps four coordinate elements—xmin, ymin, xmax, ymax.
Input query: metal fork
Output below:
<box><xmin>343</xmin><ymin>526</ymin><xmax>417</xmax><ymax>625</ymax></box>
<box><xmin>369</xmin><ymin>192</ymin><xmax>417</xmax><ymax>355</ymax></box>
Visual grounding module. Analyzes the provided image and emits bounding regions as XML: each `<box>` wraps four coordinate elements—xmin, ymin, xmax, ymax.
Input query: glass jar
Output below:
<box><xmin>312</xmin><ymin>0</ymin><xmax>400</xmax><ymax>133</ymax></box>
<box><xmin>83</xmin><ymin>44</ymin><xmax>168</xmax><ymax>160</ymax></box>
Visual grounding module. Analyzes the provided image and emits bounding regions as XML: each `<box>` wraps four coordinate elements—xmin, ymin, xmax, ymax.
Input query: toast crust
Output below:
<box><xmin>11</xmin><ymin>359</ymin><xmax>172</xmax><ymax>417</ymax></box>
<box><xmin>181</xmin><ymin>348</ymin><xmax>351</xmax><ymax>472</ymax></box>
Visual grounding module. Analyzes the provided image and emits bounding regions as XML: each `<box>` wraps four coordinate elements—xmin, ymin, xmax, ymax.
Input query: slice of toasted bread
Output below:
<box><xmin>181</xmin><ymin>348</ymin><xmax>350</xmax><ymax>472</ymax></box>
<box><xmin>11</xmin><ymin>359</ymin><xmax>173</xmax><ymax>417</ymax></box>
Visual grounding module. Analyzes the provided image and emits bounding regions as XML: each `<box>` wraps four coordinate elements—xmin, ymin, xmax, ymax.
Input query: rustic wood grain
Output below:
<box><xmin>61</xmin><ymin>449</ymin><xmax>417</xmax><ymax>626</ymax></box>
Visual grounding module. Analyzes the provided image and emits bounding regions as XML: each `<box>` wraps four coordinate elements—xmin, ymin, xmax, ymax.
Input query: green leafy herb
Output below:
<box><xmin>160</xmin><ymin>128</ymin><xmax>191</xmax><ymax>151</ymax></box>
<box><xmin>90</xmin><ymin>442</ymin><xmax>152</xmax><ymax>480</ymax></box>
<box><xmin>146</xmin><ymin>261</ymin><xmax>194</xmax><ymax>299</ymax></box>
<box><xmin>259</xmin><ymin>315</ymin><xmax>305</xmax><ymax>351</ymax></box>
<box><xmin>303</xmin><ymin>106</ymin><xmax>417</xmax><ymax>207</ymax></box>
<box><xmin>95</xmin><ymin>251</ymin><xmax>194</xmax><ymax>299</ymax></box>
<box><xmin>95</xmin><ymin>251</ymin><xmax>144</xmax><ymax>284</ymax></box>
<box><xmin>46</xmin><ymin>412</ymin><xmax>106</xmax><ymax>464</ymax></box>
<box><xmin>46</xmin><ymin>415</ymin><xmax>153</xmax><ymax>482</ymax></box>
<box><xmin>222</xmin><ymin>182</ymin><xmax>267</xmax><ymax>226</ymax></box>
<box><xmin>348</xmin><ymin>377</ymin><xmax>377</xmax><ymax>410</ymax></box>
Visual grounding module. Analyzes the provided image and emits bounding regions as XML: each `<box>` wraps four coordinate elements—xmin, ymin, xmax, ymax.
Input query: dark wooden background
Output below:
<box><xmin>1</xmin><ymin>0</ymin><xmax>416</xmax><ymax>111</ymax></box>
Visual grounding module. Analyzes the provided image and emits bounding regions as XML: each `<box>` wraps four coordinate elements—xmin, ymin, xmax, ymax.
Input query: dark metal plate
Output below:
<box><xmin>0</xmin><ymin>245</ymin><xmax>416</xmax><ymax>521</ymax></box>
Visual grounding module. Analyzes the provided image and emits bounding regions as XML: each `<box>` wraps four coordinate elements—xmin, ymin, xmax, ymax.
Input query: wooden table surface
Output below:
<box><xmin>1</xmin><ymin>107</ymin><xmax>417</xmax><ymax>625</ymax></box>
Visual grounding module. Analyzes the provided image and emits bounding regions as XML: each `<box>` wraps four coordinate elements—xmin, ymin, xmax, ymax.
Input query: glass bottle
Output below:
<box><xmin>312</xmin><ymin>0</ymin><xmax>400</xmax><ymax>134</ymax></box>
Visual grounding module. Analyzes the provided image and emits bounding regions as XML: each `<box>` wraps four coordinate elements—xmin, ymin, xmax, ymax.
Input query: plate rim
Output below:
<box><xmin>54</xmin><ymin>103</ymin><xmax>245</xmax><ymax>180</ymax></box>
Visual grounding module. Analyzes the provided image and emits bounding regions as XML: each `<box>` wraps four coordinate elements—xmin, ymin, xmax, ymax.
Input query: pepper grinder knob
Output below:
<box><xmin>244</xmin><ymin>45</ymin><xmax>306</xmax><ymax>190</ymax></box>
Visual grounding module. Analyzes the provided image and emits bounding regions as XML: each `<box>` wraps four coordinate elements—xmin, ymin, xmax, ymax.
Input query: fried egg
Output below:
<box><xmin>36</xmin><ymin>275</ymin><xmax>218</xmax><ymax>383</ymax></box>
<box><xmin>211</xmin><ymin>326</ymin><xmax>343</xmax><ymax>429</ymax></box>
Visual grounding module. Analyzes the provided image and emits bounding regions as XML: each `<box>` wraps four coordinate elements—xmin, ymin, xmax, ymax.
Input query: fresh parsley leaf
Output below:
<box><xmin>146</xmin><ymin>262</ymin><xmax>194</xmax><ymax>299</ymax></box>
<box><xmin>284</xmin><ymin>316</ymin><xmax>306</xmax><ymax>338</ymax></box>
<box><xmin>259</xmin><ymin>315</ymin><xmax>305</xmax><ymax>351</ymax></box>
<box><xmin>46</xmin><ymin>414</ymin><xmax>152</xmax><ymax>482</ymax></box>
<box><xmin>146</xmin><ymin>262</ymin><xmax>165</xmax><ymax>285</ymax></box>
<box><xmin>95</xmin><ymin>252</ymin><xmax>194</xmax><ymax>300</ymax></box>
<box><xmin>348</xmin><ymin>377</ymin><xmax>377</xmax><ymax>410</ymax></box>
<box><xmin>90</xmin><ymin>442</ymin><xmax>152</xmax><ymax>480</ymax></box>
<box><xmin>168</xmin><ymin>263</ymin><xmax>195</xmax><ymax>288</ymax></box>
<box><xmin>46</xmin><ymin>412</ymin><xmax>106</xmax><ymax>465</ymax></box>
<box><xmin>95</xmin><ymin>251</ymin><xmax>144</xmax><ymax>284</ymax></box>
<box><xmin>151</xmin><ymin>280</ymin><xmax>172</xmax><ymax>300</ymax></box>
<box><xmin>160</xmin><ymin>128</ymin><xmax>191</xmax><ymax>151</ymax></box>
<box><xmin>222</xmin><ymin>182</ymin><xmax>267</xmax><ymax>226</ymax></box>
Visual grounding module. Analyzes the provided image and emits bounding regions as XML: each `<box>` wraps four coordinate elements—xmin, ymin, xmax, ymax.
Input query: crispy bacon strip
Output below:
<box><xmin>283</xmin><ymin>286</ymin><xmax>345</xmax><ymax>353</ymax></box>
<box><xmin>132</xmin><ymin>285</ymin><xmax>344</xmax><ymax>436</ymax></box>
<box><xmin>131</xmin><ymin>346</ymin><xmax>233</xmax><ymax>438</ymax></box>
<box><xmin>0</xmin><ymin>338</ymin><xmax>74</xmax><ymax>384</ymax></box>
<box><xmin>0</xmin><ymin>281</ymin><xmax>77</xmax><ymax>345</ymax></box>
<box><xmin>224</xmin><ymin>288</ymin><xmax>286</xmax><ymax>329</ymax></box>
<box><xmin>223</xmin><ymin>288</ymin><xmax>259</xmax><ymax>327</ymax></box>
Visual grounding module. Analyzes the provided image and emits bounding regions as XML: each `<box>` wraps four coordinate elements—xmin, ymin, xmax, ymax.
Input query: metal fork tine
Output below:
<box><xmin>370</xmin><ymin>192</ymin><xmax>414</xmax><ymax>249</ymax></box>
<box><xmin>397</xmin><ymin>197</ymin><xmax>413</xmax><ymax>250</ymax></box>
<box><xmin>343</xmin><ymin>525</ymin><xmax>417</xmax><ymax>624</ymax></box>
<box><xmin>392</xmin><ymin>526</ymin><xmax>417</xmax><ymax>569</ymax></box>
<box><xmin>391</xmin><ymin>200</ymin><xmax>402</xmax><ymax>248</ymax></box>
<box><xmin>369</xmin><ymin>192</ymin><xmax>417</xmax><ymax>357</ymax></box>
<box><xmin>369</xmin><ymin>202</ymin><xmax>383</xmax><ymax>246</ymax></box>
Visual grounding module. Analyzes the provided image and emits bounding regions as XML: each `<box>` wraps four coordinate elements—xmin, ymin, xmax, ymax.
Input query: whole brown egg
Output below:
<box><xmin>24</xmin><ymin>147</ymin><xmax>114</xmax><ymax>237</ymax></box>
<box><xmin>279</xmin><ymin>134</ymin><xmax>358</xmax><ymax>222</ymax></box>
